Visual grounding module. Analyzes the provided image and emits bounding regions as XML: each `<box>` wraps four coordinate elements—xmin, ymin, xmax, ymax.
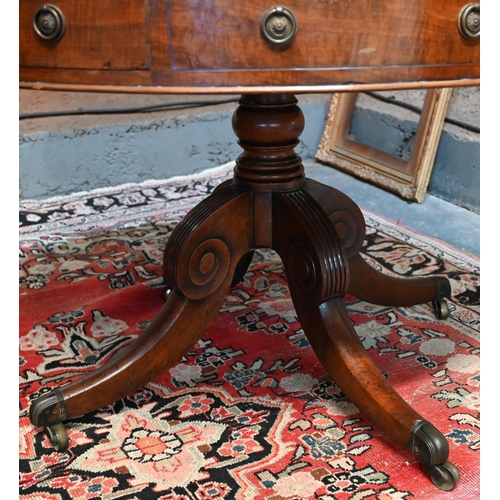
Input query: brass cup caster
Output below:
<box><xmin>409</xmin><ymin>420</ymin><xmax>460</xmax><ymax>491</ymax></box>
<box><xmin>432</xmin><ymin>298</ymin><xmax>449</xmax><ymax>320</ymax></box>
<box><xmin>29</xmin><ymin>388</ymin><xmax>70</xmax><ymax>451</ymax></box>
<box><xmin>427</xmin><ymin>460</ymin><xmax>460</xmax><ymax>491</ymax></box>
<box><xmin>432</xmin><ymin>277</ymin><xmax>451</xmax><ymax>320</ymax></box>
<box><xmin>45</xmin><ymin>423</ymin><xmax>69</xmax><ymax>451</ymax></box>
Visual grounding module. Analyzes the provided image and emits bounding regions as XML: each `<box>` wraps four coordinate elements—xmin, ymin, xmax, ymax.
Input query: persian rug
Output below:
<box><xmin>19</xmin><ymin>162</ymin><xmax>480</xmax><ymax>500</ymax></box>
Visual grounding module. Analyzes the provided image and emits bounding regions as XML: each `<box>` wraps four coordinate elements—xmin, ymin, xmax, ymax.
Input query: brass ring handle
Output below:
<box><xmin>33</xmin><ymin>4</ymin><xmax>65</xmax><ymax>42</ymax></box>
<box><xmin>260</xmin><ymin>6</ymin><xmax>298</xmax><ymax>47</ymax></box>
<box><xmin>458</xmin><ymin>3</ymin><xmax>480</xmax><ymax>39</ymax></box>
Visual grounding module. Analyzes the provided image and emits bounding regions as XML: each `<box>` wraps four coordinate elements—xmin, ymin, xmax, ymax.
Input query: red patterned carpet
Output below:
<box><xmin>19</xmin><ymin>163</ymin><xmax>480</xmax><ymax>499</ymax></box>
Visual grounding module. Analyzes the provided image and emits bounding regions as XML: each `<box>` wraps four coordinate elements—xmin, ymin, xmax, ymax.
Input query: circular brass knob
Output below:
<box><xmin>260</xmin><ymin>6</ymin><xmax>298</xmax><ymax>46</ymax></box>
<box><xmin>458</xmin><ymin>3</ymin><xmax>480</xmax><ymax>39</ymax></box>
<box><xmin>33</xmin><ymin>4</ymin><xmax>65</xmax><ymax>42</ymax></box>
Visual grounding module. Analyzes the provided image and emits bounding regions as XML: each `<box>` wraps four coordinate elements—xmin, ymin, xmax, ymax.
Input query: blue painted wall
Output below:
<box><xmin>19</xmin><ymin>95</ymin><xmax>479</xmax><ymax>215</ymax></box>
<box><xmin>349</xmin><ymin>107</ymin><xmax>479</xmax><ymax>213</ymax></box>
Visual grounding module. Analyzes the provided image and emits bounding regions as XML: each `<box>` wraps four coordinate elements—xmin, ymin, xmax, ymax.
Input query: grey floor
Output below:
<box><xmin>304</xmin><ymin>159</ymin><xmax>480</xmax><ymax>259</ymax></box>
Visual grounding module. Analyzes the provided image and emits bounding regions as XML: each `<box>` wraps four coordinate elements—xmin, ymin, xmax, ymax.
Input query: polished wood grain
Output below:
<box><xmin>293</xmin><ymin>297</ymin><xmax>424</xmax><ymax>449</ymax></box>
<box><xmin>29</xmin><ymin>94</ymin><xmax>451</xmax><ymax>434</ymax></box>
<box><xmin>20</xmin><ymin>0</ymin><xmax>150</xmax><ymax>70</ymax></box>
<box><xmin>168</xmin><ymin>0</ymin><xmax>477</xmax><ymax>70</ymax></box>
<box><xmin>60</xmin><ymin>184</ymin><xmax>254</xmax><ymax>418</ymax></box>
<box><xmin>19</xmin><ymin>0</ymin><xmax>479</xmax><ymax>92</ymax></box>
<box><xmin>24</xmin><ymin>1</ymin><xmax>476</xmax><ymax>487</ymax></box>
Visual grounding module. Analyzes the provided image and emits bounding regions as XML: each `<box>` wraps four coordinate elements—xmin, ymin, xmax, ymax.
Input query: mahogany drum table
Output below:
<box><xmin>20</xmin><ymin>0</ymin><xmax>480</xmax><ymax>491</ymax></box>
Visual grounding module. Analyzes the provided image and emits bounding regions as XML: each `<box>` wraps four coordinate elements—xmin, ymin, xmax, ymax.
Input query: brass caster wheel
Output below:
<box><xmin>432</xmin><ymin>298</ymin><xmax>449</xmax><ymax>320</ymax></box>
<box><xmin>164</xmin><ymin>288</ymin><xmax>172</xmax><ymax>302</ymax></box>
<box><xmin>45</xmin><ymin>423</ymin><xmax>69</xmax><ymax>451</ymax></box>
<box><xmin>429</xmin><ymin>461</ymin><xmax>460</xmax><ymax>491</ymax></box>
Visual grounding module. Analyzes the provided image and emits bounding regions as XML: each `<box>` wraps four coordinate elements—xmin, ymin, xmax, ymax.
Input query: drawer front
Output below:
<box><xmin>20</xmin><ymin>0</ymin><xmax>149</xmax><ymax>70</ymax></box>
<box><xmin>167</xmin><ymin>0</ymin><xmax>479</xmax><ymax>71</ymax></box>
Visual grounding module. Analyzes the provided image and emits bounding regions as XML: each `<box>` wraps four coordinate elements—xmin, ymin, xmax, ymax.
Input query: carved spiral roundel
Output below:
<box><xmin>184</xmin><ymin>238</ymin><xmax>230</xmax><ymax>299</ymax></box>
<box><xmin>287</xmin><ymin>241</ymin><xmax>319</xmax><ymax>303</ymax></box>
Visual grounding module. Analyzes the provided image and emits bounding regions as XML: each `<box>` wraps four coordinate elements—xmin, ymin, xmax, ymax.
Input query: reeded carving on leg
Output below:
<box><xmin>26</xmin><ymin>91</ymin><xmax>458</xmax><ymax>487</ymax></box>
<box><xmin>303</xmin><ymin>179</ymin><xmax>451</xmax><ymax>316</ymax></box>
<box><xmin>271</xmin><ymin>186</ymin><xmax>457</xmax><ymax>488</ymax></box>
<box><xmin>29</xmin><ymin>183</ymin><xmax>254</xmax><ymax>450</ymax></box>
<box><xmin>303</xmin><ymin>179</ymin><xmax>365</xmax><ymax>258</ymax></box>
<box><xmin>164</xmin><ymin>184</ymin><xmax>253</xmax><ymax>299</ymax></box>
<box><xmin>273</xmin><ymin>189</ymin><xmax>349</xmax><ymax>306</ymax></box>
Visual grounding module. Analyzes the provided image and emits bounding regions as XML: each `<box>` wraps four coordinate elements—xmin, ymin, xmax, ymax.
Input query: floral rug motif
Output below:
<box><xmin>19</xmin><ymin>162</ymin><xmax>480</xmax><ymax>499</ymax></box>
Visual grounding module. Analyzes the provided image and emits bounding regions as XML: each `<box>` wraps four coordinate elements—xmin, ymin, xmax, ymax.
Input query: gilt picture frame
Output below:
<box><xmin>315</xmin><ymin>88</ymin><xmax>453</xmax><ymax>203</ymax></box>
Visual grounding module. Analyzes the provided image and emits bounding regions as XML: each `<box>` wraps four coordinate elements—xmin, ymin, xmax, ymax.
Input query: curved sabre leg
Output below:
<box><xmin>348</xmin><ymin>253</ymin><xmax>451</xmax><ymax>318</ymax></box>
<box><xmin>30</xmin><ymin>184</ymin><xmax>253</xmax><ymax>450</ymax></box>
<box><xmin>272</xmin><ymin>188</ymin><xmax>459</xmax><ymax>491</ymax></box>
<box><xmin>304</xmin><ymin>179</ymin><xmax>451</xmax><ymax>319</ymax></box>
<box><xmin>29</xmin><ymin>289</ymin><xmax>229</xmax><ymax>449</ymax></box>
<box><xmin>294</xmin><ymin>297</ymin><xmax>459</xmax><ymax>491</ymax></box>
